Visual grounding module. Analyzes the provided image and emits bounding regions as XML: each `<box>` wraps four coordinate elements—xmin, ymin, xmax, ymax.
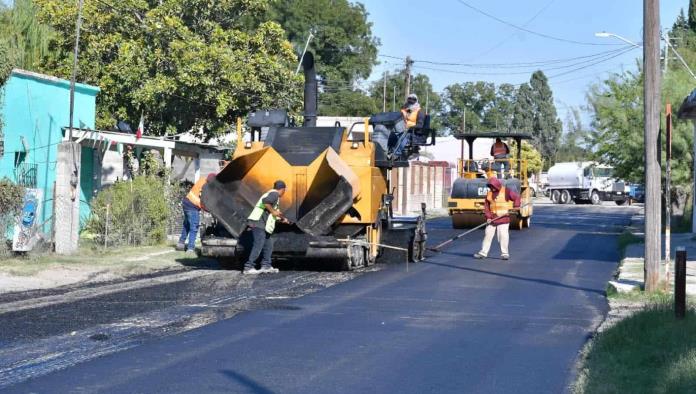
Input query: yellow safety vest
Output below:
<box><xmin>185</xmin><ymin>178</ymin><xmax>208</xmax><ymax>209</ymax></box>
<box><xmin>487</xmin><ymin>186</ymin><xmax>509</xmax><ymax>217</ymax></box>
<box><xmin>401</xmin><ymin>108</ymin><xmax>421</xmax><ymax>129</ymax></box>
<box><xmin>247</xmin><ymin>190</ymin><xmax>280</xmax><ymax>233</ymax></box>
<box><xmin>492</xmin><ymin>142</ymin><xmax>508</xmax><ymax>158</ymax></box>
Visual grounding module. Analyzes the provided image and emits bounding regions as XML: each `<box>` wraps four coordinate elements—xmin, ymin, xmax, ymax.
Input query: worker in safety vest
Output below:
<box><xmin>490</xmin><ymin>137</ymin><xmax>511</xmax><ymax>178</ymax></box>
<box><xmin>401</xmin><ymin>93</ymin><xmax>425</xmax><ymax>129</ymax></box>
<box><xmin>392</xmin><ymin>94</ymin><xmax>426</xmax><ymax>158</ymax></box>
<box><xmin>474</xmin><ymin>177</ymin><xmax>520</xmax><ymax>260</ymax></box>
<box><xmin>177</xmin><ymin>173</ymin><xmax>216</xmax><ymax>255</ymax></box>
<box><xmin>243</xmin><ymin>180</ymin><xmax>290</xmax><ymax>275</ymax></box>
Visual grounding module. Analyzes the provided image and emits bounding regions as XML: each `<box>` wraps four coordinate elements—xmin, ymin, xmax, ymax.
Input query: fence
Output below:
<box><xmin>391</xmin><ymin>161</ymin><xmax>454</xmax><ymax>215</ymax></box>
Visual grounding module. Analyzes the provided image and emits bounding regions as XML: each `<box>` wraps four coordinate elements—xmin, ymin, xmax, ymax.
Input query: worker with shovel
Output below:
<box><xmin>474</xmin><ymin>177</ymin><xmax>520</xmax><ymax>261</ymax></box>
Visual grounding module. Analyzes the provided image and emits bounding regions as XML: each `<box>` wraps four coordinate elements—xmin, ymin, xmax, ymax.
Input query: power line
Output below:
<box><xmin>412</xmin><ymin>46</ymin><xmax>637</xmax><ymax>77</ymax></box>
<box><xmin>472</xmin><ymin>0</ymin><xmax>557</xmax><ymax>59</ymax></box>
<box><xmin>379</xmin><ymin>46</ymin><xmax>633</xmax><ymax>68</ymax></box>
<box><xmin>452</xmin><ymin>0</ymin><xmax>622</xmax><ymax>46</ymax></box>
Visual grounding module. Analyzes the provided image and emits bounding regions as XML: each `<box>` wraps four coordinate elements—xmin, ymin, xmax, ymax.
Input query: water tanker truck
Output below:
<box><xmin>547</xmin><ymin>162</ymin><xmax>629</xmax><ymax>205</ymax></box>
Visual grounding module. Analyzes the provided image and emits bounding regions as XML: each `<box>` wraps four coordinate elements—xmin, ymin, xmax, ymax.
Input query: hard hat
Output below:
<box><xmin>274</xmin><ymin>180</ymin><xmax>287</xmax><ymax>190</ymax></box>
<box><xmin>407</xmin><ymin>93</ymin><xmax>418</xmax><ymax>101</ymax></box>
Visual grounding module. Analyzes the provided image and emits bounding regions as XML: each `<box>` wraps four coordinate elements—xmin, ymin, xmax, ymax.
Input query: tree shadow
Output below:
<box><xmin>423</xmin><ymin>260</ymin><xmax>606</xmax><ymax>295</ymax></box>
<box><xmin>219</xmin><ymin>369</ymin><xmax>277</xmax><ymax>394</ymax></box>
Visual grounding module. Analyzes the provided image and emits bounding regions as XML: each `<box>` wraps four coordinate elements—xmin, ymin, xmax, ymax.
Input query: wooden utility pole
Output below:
<box><xmin>663</xmin><ymin>31</ymin><xmax>670</xmax><ymax>75</ymax></box>
<box><xmin>383</xmin><ymin>72</ymin><xmax>387</xmax><ymax>112</ymax></box>
<box><xmin>666</xmin><ymin>103</ymin><xmax>672</xmax><ymax>281</ymax></box>
<box><xmin>68</xmin><ymin>0</ymin><xmax>85</xmax><ymax>140</ymax></box>
<box><xmin>644</xmin><ymin>0</ymin><xmax>662</xmax><ymax>292</ymax></box>
<box><xmin>404</xmin><ymin>56</ymin><xmax>414</xmax><ymax>100</ymax></box>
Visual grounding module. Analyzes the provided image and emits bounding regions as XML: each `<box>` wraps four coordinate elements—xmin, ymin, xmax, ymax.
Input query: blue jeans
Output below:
<box><xmin>179</xmin><ymin>199</ymin><xmax>200</xmax><ymax>250</ymax></box>
<box><xmin>244</xmin><ymin>226</ymin><xmax>274</xmax><ymax>270</ymax></box>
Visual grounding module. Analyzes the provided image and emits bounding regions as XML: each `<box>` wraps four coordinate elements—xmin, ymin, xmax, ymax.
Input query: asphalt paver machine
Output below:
<box><xmin>447</xmin><ymin>132</ymin><xmax>534</xmax><ymax>230</ymax></box>
<box><xmin>198</xmin><ymin>53</ymin><xmax>436</xmax><ymax>270</ymax></box>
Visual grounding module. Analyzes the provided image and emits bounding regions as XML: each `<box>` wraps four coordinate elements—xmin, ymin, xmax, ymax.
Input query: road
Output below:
<box><xmin>0</xmin><ymin>202</ymin><xmax>638</xmax><ymax>393</ymax></box>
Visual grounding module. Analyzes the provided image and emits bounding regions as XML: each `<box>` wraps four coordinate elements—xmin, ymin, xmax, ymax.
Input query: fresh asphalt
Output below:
<box><xmin>1</xmin><ymin>202</ymin><xmax>638</xmax><ymax>393</ymax></box>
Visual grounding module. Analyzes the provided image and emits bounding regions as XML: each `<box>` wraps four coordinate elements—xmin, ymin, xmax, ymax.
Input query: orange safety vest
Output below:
<box><xmin>492</xmin><ymin>142</ymin><xmax>508</xmax><ymax>157</ymax></box>
<box><xmin>401</xmin><ymin>108</ymin><xmax>421</xmax><ymax>129</ymax></box>
<box><xmin>186</xmin><ymin>177</ymin><xmax>208</xmax><ymax>209</ymax></box>
<box><xmin>487</xmin><ymin>186</ymin><xmax>509</xmax><ymax>217</ymax></box>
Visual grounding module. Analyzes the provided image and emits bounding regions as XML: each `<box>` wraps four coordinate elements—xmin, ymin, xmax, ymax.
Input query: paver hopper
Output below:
<box><xmin>199</xmin><ymin>52</ymin><xmax>434</xmax><ymax>270</ymax></box>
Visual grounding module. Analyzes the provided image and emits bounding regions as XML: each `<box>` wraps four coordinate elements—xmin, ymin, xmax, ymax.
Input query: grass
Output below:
<box><xmin>575</xmin><ymin>303</ymin><xmax>696</xmax><ymax>394</ymax></box>
<box><xmin>617</xmin><ymin>230</ymin><xmax>642</xmax><ymax>258</ymax></box>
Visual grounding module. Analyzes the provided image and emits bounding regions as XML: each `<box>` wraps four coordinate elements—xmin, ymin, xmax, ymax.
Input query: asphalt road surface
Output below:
<box><xmin>1</xmin><ymin>202</ymin><xmax>638</xmax><ymax>393</ymax></box>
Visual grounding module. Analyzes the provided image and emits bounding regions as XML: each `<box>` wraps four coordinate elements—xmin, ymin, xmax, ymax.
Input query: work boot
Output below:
<box><xmin>501</xmin><ymin>254</ymin><xmax>510</xmax><ymax>260</ymax></box>
<box><xmin>175</xmin><ymin>243</ymin><xmax>185</xmax><ymax>251</ymax></box>
<box><xmin>474</xmin><ymin>252</ymin><xmax>486</xmax><ymax>259</ymax></box>
<box><xmin>185</xmin><ymin>249</ymin><xmax>197</xmax><ymax>257</ymax></box>
<box><xmin>260</xmin><ymin>266</ymin><xmax>279</xmax><ymax>274</ymax></box>
<box><xmin>243</xmin><ymin>268</ymin><xmax>262</xmax><ymax>275</ymax></box>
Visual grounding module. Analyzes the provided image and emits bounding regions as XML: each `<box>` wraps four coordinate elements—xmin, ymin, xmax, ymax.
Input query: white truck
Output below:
<box><xmin>547</xmin><ymin>162</ymin><xmax>629</xmax><ymax>205</ymax></box>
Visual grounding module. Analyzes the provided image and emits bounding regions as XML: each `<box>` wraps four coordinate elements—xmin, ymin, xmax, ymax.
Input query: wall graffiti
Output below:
<box><xmin>12</xmin><ymin>188</ymin><xmax>43</xmax><ymax>252</ymax></box>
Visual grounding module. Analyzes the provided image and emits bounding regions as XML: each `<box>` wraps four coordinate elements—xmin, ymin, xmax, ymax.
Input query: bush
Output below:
<box><xmin>0</xmin><ymin>177</ymin><xmax>25</xmax><ymax>252</ymax></box>
<box><xmin>86</xmin><ymin>176</ymin><xmax>172</xmax><ymax>247</ymax></box>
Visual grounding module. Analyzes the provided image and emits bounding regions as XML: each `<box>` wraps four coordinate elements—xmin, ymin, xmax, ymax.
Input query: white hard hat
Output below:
<box><xmin>407</xmin><ymin>93</ymin><xmax>418</xmax><ymax>101</ymax></box>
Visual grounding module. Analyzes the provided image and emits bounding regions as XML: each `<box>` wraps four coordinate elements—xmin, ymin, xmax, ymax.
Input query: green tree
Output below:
<box><xmin>555</xmin><ymin>107</ymin><xmax>590</xmax><ymax>163</ymax></box>
<box><xmin>267</xmin><ymin>0</ymin><xmax>379</xmax><ymax>117</ymax></box>
<box><xmin>586</xmin><ymin>71</ymin><xmax>644</xmax><ymax>183</ymax></box>
<box><xmin>369</xmin><ymin>71</ymin><xmax>441</xmax><ymax>113</ymax></box>
<box><xmin>482</xmin><ymin>83</ymin><xmax>516</xmax><ymax>131</ymax></box>
<box><xmin>368</xmin><ymin>70</ymin><xmax>443</xmax><ymax>130</ymax></box>
<box><xmin>34</xmin><ymin>0</ymin><xmax>301</xmax><ymax>139</ymax></box>
<box><xmin>319</xmin><ymin>89</ymin><xmax>377</xmax><ymax>116</ymax></box>
<box><xmin>512</xmin><ymin>83</ymin><xmax>534</xmax><ymax>132</ymax></box>
<box><xmin>441</xmin><ymin>81</ymin><xmax>496</xmax><ymax>132</ymax></box>
<box><xmin>0</xmin><ymin>0</ymin><xmax>54</xmax><ymax>71</ymax></box>
<box><xmin>529</xmin><ymin>71</ymin><xmax>562</xmax><ymax>162</ymax></box>
<box><xmin>269</xmin><ymin>0</ymin><xmax>378</xmax><ymax>84</ymax></box>
<box><xmin>511</xmin><ymin>140</ymin><xmax>543</xmax><ymax>176</ymax></box>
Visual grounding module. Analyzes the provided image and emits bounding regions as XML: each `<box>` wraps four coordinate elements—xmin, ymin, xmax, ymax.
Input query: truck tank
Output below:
<box><xmin>199</xmin><ymin>52</ymin><xmax>431</xmax><ymax>270</ymax></box>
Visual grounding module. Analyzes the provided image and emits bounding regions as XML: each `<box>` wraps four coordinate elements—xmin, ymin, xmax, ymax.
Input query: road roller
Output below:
<box><xmin>447</xmin><ymin>132</ymin><xmax>534</xmax><ymax>230</ymax></box>
<box><xmin>198</xmin><ymin>52</ymin><xmax>436</xmax><ymax>270</ymax></box>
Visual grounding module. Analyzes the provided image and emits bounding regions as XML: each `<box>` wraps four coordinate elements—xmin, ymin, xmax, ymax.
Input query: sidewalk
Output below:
<box><xmin>610</xmin><ymin>211</ymin><xmax>696</xmax><ymax>295</ymax></box>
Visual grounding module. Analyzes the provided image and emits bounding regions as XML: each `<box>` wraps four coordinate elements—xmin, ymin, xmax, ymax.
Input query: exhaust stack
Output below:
<box><xmin>303</xmin><ymin>52</ymin><xmax>317</xmax><ymax>127</ymax></box>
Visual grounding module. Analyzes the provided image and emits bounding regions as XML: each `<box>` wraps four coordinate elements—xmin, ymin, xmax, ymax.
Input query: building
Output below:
<box><xmin>1</xmin><ymin>69</ymin><xmax>229</xmax><ymax>246</ymax></box>
<box><xmin>0</xmin><ymin>69</ymin><xmax>100</xmax><ymax>237</ymax></box>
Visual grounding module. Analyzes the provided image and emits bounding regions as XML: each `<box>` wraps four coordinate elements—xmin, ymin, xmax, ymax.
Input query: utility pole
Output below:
<box><xmin>383</xmin><ymin>71</ymin><xmax>387</xmax><ymax>112</ymax></box>
<box><xmin>666</xmin><ymin>103</ymin><xmax>673</xmax><ymax>282</ymax></box>
<box><xmin>392</xmin><ymin>85</ymin><xmax>396</xmax><ymax>112</ymax></box>
<box><xmin>426</xmin><ymin>90</ymin><xmax>430</xmax><ymax>114</ymax></box>
<box><xmin>644</xmin><ymin>0</ymin><xmax>662</xmax><ymax>292</ymax></box>
<box><xmin>663</xmin><ymin>31</ymin><xmax>670</xmax><ymax>75</ymax></box>
<box><xmin>404</xmin><ymin>56</ymin><xmax>414</xmax><ymax>100</ymax></box>
<box><xmin>68</xmin><ymin>0</ymin><xmax>85</xmax><ymax>140</ymax></box>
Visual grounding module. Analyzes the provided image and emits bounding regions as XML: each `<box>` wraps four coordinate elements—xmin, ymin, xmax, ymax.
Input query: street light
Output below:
<box><xmin>594</xmin><ymin>31</ymin><xmax>641</xmax><ymax>47</ymax></box>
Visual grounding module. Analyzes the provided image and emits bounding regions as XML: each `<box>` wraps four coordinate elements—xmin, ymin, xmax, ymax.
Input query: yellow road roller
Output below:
<box><xmin>447</xmin><ymin>132</ymin><xmax>534</xmax><ymax>230</ymax></box>
<box><xmin>199</xmin><ymin>52</ymin><xmax>436</xmax><ymax>270</ymax></box>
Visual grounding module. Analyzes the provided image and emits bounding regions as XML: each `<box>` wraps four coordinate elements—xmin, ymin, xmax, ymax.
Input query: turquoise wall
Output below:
<box><xmin>0</xmin><ymin>70</ymin><xmax>99</xmax><ymax>236</ymax></box>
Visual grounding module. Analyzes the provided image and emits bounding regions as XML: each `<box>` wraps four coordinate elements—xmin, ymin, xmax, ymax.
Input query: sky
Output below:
<box><xmin>360</xmin><ymin>0</ymin><xmax>687</xmax><ymax>128</ymax></box>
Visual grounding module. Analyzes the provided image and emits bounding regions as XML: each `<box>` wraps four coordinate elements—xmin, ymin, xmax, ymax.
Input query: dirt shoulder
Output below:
<box><xmin>0</xmin><ymin>245</ymin><xmax>193</xmax><ymax>294</ymax></box>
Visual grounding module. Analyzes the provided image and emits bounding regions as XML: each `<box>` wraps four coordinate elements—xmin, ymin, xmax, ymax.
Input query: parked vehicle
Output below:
<box><xmin>629</xmin><ymin>184</ymin><xmax>645</xmax><ymax>203</ymax></box>
<box><xmin>547</xmin><ymin>162</ymin><xmax>629</xmax><ymax>205</ymax></box>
